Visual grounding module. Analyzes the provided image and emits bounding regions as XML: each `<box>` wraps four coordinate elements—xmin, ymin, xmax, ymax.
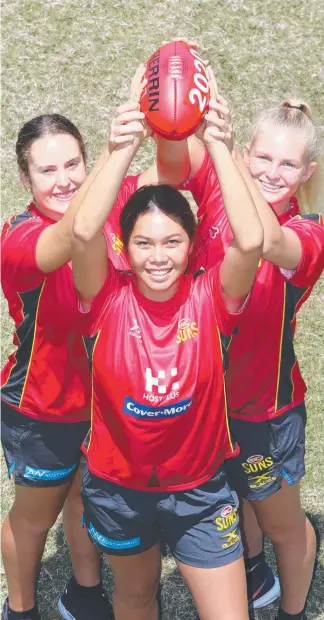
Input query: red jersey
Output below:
<box><xmin>82</xmin><ymin>260</ymin><xmax>243</xmax><ymax>491</ymax></box>
<box><xmin>185</xmin><ymin>152</ymin><xmax>324</xmax><ymax>421</ymax></box>
<box><xmin>1</xmin><ymin>175</ymin><xmax>140</xmax><ymax>422</ymax></box>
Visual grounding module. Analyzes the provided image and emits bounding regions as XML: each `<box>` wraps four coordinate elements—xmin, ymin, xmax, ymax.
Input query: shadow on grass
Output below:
<box><xmin>36</xmin><ymin>511</ymin><xmax>323</xmax><ymax>620</ymax></box>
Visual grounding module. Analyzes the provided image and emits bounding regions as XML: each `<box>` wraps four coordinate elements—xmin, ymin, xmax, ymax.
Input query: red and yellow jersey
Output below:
<box><xmin>1</xmin><ymin>175</ymin><xmax>140</xmax><ymax>422</ymax></box>
<box><xmin>81</xmin><ymin>260</ymin><xmax>243</xmax><ymax>491</ymax></box>
<box><xmin>184</xmin><ymin>152</ymin><xmax>324</xmax><ymax>421</ymax></box>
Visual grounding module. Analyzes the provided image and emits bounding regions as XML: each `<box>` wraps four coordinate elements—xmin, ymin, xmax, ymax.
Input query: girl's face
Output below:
<box><xmin>22</xmin><ymin>133</ymin><xmax>86</xmax><ymax>219</ymax></box>
<box><xmin>128</xmin><ymin>208</ymin><xmax>192</xmax><ymax>301</ymax></box>
<box><xmin>244</xmin><ymin>121</ymin><xmax>316</xmax><ymax>213</ymax></box>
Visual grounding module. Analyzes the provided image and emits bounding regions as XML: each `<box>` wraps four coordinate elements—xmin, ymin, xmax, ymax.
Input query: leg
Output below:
<box><xmin>240</xmin><ymin>498</ymin><xmax>263</xmax><ymax>557</ymax></box>
<box><xmin>105</xmin><ymin>543</ymin><xmax>161</xmax><ymax>620</ymax></box>
<box><xmin>252</xmin><ymin>480</ymin><xmax>316</xmax><ymax>614</ymax></box>
<box><xmin>177</xmin><ymin>557</ymin><xmax>249</xmax><ymax>620</ymax></box>
<box><xmin>1</xmin><ymin>481</ymin><xmax>71</xmax><ymax>612</ymax></box>
<box><xmin>63</xmin><ymin>465</ymin><xmax>101</xmax><ymax>586</ymax></box>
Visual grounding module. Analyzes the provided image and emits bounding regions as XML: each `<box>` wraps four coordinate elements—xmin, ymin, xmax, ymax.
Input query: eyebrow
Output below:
<box><xmin>37</xmin><ymin>156</ymin><xmax>81</xmax><ymax>170</ymax></box>
<box><xmin>255</xmin><ymin>151</ymin><xmax>300</xmax><ymax>164</ymax></box>
<box><xmin>133</xmin><ymin>234</ymin><xmax>183</xmax><ymax>240</ymax></box>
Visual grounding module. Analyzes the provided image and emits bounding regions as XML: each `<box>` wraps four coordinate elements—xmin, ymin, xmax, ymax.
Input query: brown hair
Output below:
<box><xmin>16</xmin><ymin>114</ymin><xmax>87</xmax><ymax>178</ymax></box>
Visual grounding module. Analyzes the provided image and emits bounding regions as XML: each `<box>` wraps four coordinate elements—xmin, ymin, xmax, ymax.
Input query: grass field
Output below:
<box><xmin>1</xmin><ymin>0</ymin><xmax>324</xmax><ymax>618</ymax></box>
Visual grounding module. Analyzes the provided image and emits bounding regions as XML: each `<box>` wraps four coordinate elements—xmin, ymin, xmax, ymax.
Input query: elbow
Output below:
<box><xmin>72</xmin><ymin>214</ymin><xmax>95</xmax><ymax>243</ymax></box>
<box><xmin>238</xmin><ymin>228</ymin><xmax>264</xmax><ymax>254</ymax></box>
<box><xmin>262</xmin><ymin>230</ymin><xmax>282</xmax><ymax>258</ymax></box>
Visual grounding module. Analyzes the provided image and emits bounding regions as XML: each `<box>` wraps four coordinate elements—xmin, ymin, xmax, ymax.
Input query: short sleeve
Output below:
<box><xmin>206</xmin><ymin>263</ymin><xmax>249</xmax><ymax>336</ymax></box>
<box><xmin>1</xmin><ymin>216</ymin><xmax>48</xmax><ymax>292</ymax></box>
<box><xmin>182</xmin><ymin>149</ymin><xmax>223</xmax><ymax>221</ymax></box>
<box><xmin>283</xmin><ymin>215</ymin><xmax>324</xmax><ymax>288</ymax></box>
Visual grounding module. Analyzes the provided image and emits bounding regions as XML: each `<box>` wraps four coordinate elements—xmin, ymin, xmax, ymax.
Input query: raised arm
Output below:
<box><xmin>71</xmin><ymin>100</ymin><xmax>147</xmax><ymax>304</ymax></box>
<box><xmin>232</xmin><ymin>147</ymin><xmax>303</xmax><ymax>269</ymax></box>
<box><xmin>35</xmin><ymin>148</ymin><xmax>110</xmax><ymax>273</ymax></box>
<box><xmin>197</xmin><ymin>69</ymin><xmax>263</xmax><ymax>310</ymax></box>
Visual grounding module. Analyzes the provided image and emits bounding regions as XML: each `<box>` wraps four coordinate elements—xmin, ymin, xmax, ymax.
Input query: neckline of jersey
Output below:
<box><xmin>131</xmin><ymin>274</ymin><xmax>190</xmax><ymax>313</ymax></box>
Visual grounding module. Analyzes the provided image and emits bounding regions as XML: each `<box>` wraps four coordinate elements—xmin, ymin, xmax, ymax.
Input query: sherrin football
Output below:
<box><xmin>140</xmin><ymin>41</ymin><xmax>210</xmax><ymax>141</ymax></box>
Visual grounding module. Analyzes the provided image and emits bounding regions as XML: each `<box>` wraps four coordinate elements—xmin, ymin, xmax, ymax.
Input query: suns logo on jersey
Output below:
<box><xmin>176</xmin><ymin>318</ymin><xmax>199</xmax><ymax>344</ymax></box>
<box><xmin>110</xmin><ymin>232</ymin><xmax>124</xmax><ymax>256</ymax></box>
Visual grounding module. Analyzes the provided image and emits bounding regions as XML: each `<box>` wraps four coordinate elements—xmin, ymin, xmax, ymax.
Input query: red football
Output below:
<box><xmin>140</xmin><ymin>41</ymin><xmax>210</xmax><ymax>141</ymax></box>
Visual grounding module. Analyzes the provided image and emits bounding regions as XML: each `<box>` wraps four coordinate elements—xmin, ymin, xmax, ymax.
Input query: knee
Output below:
<box><xmin>10</xmin><ymin>503</ymin><xmax>59</xmax><ymax>534</ymax></box>
<box><xmin>262</xmin><ymin>514</ymin><xmax>306</xmax><ymax>546</ymax></box>
<box><xmin>115</xmin><ymin>576</ymin><xmax>159</xmax><ymax>610</ymax></box>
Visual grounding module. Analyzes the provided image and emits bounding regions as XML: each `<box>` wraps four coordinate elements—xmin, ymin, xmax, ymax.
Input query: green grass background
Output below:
<box><xmin>1</xmin><ymin>0</ymin><xmax>324</xmax><ymax>618</ymax></box>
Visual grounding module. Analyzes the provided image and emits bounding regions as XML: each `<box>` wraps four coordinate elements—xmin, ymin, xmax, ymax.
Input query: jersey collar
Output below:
<box><xmin>277</xmin><ymin>197</ymin><xmax>300</xmax><ymax>226</ymax></box>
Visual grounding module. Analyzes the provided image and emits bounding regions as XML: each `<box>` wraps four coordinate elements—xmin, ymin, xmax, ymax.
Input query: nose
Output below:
<box><xmin>266</xmin><ymin>162</ymin><xmax>280</xmax><ymax>181</ymax></box>
<box><xmin>150</xmin><ymin>245</ymin><xmax>167</xmax><ymax>264</ymax></box>
<box><xmin>56</xmin><ymin>168</ymin><xmax>69</xmax><ymax>187</ymax></box>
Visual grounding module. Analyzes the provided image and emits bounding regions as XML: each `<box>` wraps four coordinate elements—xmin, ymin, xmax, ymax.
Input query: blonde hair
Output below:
<box><xmin>249</xmin><ymin>99</ymin><xmax>324</xmax><ymax>214</ymax></box>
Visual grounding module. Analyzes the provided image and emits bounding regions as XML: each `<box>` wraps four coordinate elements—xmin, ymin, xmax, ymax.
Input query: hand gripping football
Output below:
<box><xmin>140</xmin><ymin>41</ymin><xmax>210</xmax><ymax>140</ymax></box>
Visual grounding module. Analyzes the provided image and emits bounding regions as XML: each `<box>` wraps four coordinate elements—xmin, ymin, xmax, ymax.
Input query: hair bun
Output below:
<box><xmin>281</xmin><ymin>99</ymin><xmax>313</xmax><ymax>121</ymax></box>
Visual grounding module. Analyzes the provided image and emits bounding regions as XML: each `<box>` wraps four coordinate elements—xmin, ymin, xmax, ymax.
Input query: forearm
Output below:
<box><xmin>232</xmin><ymin>148</ymin><xmax>283</xmax><ymax>252</ymax></box>
<box><xmin>232</xmin><ymin>147</ymin><xmax>302</xmax><ymax>268</ymax></box>
<box><xmin>73</xmin><ymin>143</ymin><xmax>139</xmax><ymax>242</ymax></box>
<box><xmin>140</xmin><ymin>137</ymin><xmax>191</xmax><ymax>187</ymax></box>
<box><xmin>206</xmin><ymin>142</ymin><xmax>263</xmax><ymax>251</ymax></box>
<box><xmin>36</xmin><ymin>149</ymin><xmax>110</xmax><ymax>272</ymax></box>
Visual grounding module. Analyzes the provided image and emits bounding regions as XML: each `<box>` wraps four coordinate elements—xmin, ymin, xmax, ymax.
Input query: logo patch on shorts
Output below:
<box><xmin>215</xmin><ymin>506</ymin><xmax>238</xmax><ymax>532</ymax></box>
<box><xmin>88</xmin><ymin>523</ymin><xmax>140</xmax><ymax>549</ymax></box>
<box><xmin>221</xmin><ymin>528</ymin><xmax>240</xmax><ymax>549</ymax></box>
<box><xmin>23</xmin><ymin>464</ymin><xmax>77</xmax><ymax>481</ymax></box>
<box><xmin>247</xmin><ymin>455</ymin><xmax>264</xmax><ymax>464</ymax></box>
<box><xmin>123</xmin><ymin>396</ymin><xmax>193</xmax><ymax>419</ymax></box>
<box><xmin>242</xmin><ymin>455</ymin><xmax>274</xmax><ymax>475</ymax></box>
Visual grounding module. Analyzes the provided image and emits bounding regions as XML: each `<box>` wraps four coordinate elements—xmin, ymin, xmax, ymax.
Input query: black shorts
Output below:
<box><xmin>1</xmin><ymin>400</ymin><xmax>90</xmax><ymax>488</ymax></box>
<box><xmin>81</xmin><ymin>459</ymin><xmax>243</xmax><ymax>568</ymax></box>
<box><xmin>224</xmin><ymin>403</ymin><xmax>306</xmax><ymax>501</ymax></box>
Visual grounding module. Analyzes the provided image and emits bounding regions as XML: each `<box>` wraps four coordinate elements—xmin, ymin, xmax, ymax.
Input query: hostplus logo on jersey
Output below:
<box><xmin>123</xmin><ymin>366</ymin><xmax>193</xmax><ymax>420</ymax></box>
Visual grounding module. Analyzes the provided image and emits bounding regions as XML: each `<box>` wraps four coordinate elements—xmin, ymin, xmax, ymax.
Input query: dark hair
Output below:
<box><xmin>120</xmin><ymin>185</ymin><xmax>196</xmax><ymax>248</ymax></box>
<box><xmin>16</xmin><ymin>114</ymin><xmax>87</xmax><ymax>177</ymax></box>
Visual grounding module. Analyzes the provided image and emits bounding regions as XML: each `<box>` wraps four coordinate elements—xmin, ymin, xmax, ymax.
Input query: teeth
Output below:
<box><xmin>149</xmin><ymin>270</ymin><xmax>169</xmax><ymax>275</ymax></box>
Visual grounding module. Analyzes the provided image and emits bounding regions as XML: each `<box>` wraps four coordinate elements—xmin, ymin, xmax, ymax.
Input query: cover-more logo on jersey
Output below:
<box><xmin>176</xmin><ymin>318</ymin><xmax>198</xmax><ymax>344</ymax></box>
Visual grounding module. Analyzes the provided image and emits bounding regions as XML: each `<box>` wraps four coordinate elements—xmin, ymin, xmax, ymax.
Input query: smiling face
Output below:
<box><xmin>22</xmin><ymin>133</ymin><xmax>86</xmax><ymax>219</ymax></box>
<box><xmin>128</xmin><ymin>207</ymin><xmax>192</xmax><ymax>301</ymax></box>
<box><xmin>245</xmin><ymin>121</ymin><xmax>316</xmax><ymax>214</ymax></box>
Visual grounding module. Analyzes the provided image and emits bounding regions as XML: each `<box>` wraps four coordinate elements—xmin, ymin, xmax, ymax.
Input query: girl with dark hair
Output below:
<box><xmin>70</xmin><ymin>70</ymin><xmax>263</xmax><ymax>620</ymax></box>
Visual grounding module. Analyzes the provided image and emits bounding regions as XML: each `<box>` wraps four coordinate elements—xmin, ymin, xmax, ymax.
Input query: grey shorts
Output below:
<box><xmin>81</xmin><ymin>459</ymin><xmax>243</xmax><ymax>568</ymax></box>
<box><xmin>224</xmin><ymin>403</ymin><xmax>306</xmax><ymax>501</ymax></box>
<box><xmin>1</xmin><ymin>400</ymin><xmax>90</xmax><ymax>487</ymax></box>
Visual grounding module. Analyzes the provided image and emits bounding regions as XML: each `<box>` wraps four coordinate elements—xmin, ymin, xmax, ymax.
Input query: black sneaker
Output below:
<box><xmin>2</xmin><ymin>598</ymin><xmax>41</xmax><ymax>620</ymax></box>
<box><xmin>58</xmin><ymin>578</ymin><xmax>113</xmax><ymax>620</ymax></box>
<box><xmin>247</xmin><ymin>561</ymin><xmax>280</xmax><ymax>609</ymax></box>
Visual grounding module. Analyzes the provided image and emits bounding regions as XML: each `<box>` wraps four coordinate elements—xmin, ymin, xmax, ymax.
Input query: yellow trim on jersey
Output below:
<box><xmin>87</xmin><ymin>330</ymin><xmax>102</xmax><ymax>453</ymax></box>
<box><xmin>216</xmin><ymin>325</ymin><xmax>234</xmax><ymax>453</ymax></box>
<box><xmin>1</xmin><ymin>293</ymin><xmax>26</xmax><ymax>390</ymax></box>
<box><xmin>19</xmin><ymin>280</ymin><xmax>46</xmax><ymax>408</ymax></box>
<box><xmin>274</xmin><ymin>282</ymin><xmax>286</xmax><ymax>412</ymax></box>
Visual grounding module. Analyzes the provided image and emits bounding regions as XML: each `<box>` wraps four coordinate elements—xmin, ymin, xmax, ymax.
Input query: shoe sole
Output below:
<box><xmin>58</xmin><ymin>599</ymin><xmax>76</xmax><ymax>620</ymax></box>
<box><xmin>249</xmin><ymin>576</ymin><xmax>280</xmax><ymax>609</ymax></box>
